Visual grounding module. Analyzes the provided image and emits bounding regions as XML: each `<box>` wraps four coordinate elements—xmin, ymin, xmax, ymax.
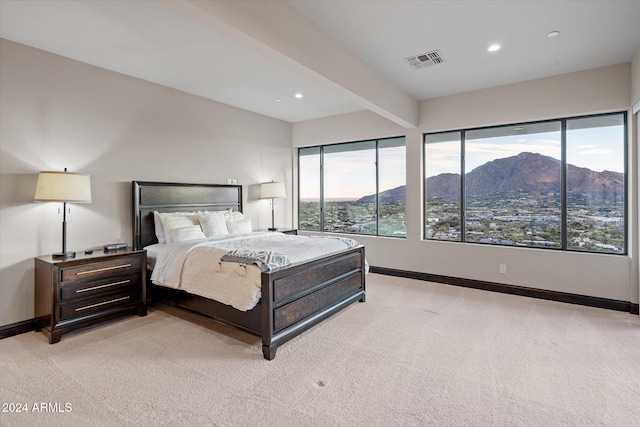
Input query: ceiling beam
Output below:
<box><xmin>158</xmin><ymin>0</ymin><xmax>417</xmax><ymax>128</ymax></box>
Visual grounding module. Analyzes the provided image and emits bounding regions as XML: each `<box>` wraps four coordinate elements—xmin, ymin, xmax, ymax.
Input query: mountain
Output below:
<box><xmin>357</xmin><ymin>152</ymin><xmax>623</xmax><ymax>204</ymax></box>
<box><xmin>357</xmin><ymin>185</ymin><xmax>405</xmax><ymax>203</ymax></box>
<box><xmin>465</xmin><ymin>152</ymin><xmax>561</xmax><ymax>197</ymax></box>
<box><xmin>424</xmin><ymin>173</ymin><xmax>460</xmax><ymax>201</ymax></box>
<box><xmin>565</xmin><ymin>164</ymin><xmax>624</xmax><ymax>204</ymax></box>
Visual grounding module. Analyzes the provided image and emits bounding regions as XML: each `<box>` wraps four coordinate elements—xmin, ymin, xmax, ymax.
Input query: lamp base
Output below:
<box><xmin>267</xmin><ymin>227</ymin><xmax>277</xmax><ymax>231</ymax></box>
<box><xmin>52</xmin><ymin>251</ymin><xmax>76</xmax><ymax>259</ymax></box>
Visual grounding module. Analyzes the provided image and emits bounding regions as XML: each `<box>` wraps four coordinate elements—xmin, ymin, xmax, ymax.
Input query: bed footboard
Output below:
<box><xmin>260</xmin><ymin>245</ymin><xmax>366</xmax><ymax>360</ymax></box>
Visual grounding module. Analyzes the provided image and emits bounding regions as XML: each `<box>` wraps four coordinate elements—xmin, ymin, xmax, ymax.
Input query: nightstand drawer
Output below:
<box><xmin>60</xmin><ymin>255</ymin><xmax>142</xmax><ymax>283</ymax></box>
<box><xmin>60</xmin><ymin>274</ymin><xmax>140</xmax><ymax>301</ymax></box>
<box><xmin>59</xmin><ymin>289</ymin><xmax>141</xmax><ymax>321</ymax></box>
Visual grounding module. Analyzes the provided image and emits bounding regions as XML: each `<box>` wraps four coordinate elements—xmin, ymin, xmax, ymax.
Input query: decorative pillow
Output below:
<box><xmin>153</xmin><ymin>211</ymin><xmax>166</xmax><ymax>244</ymax></box>
<box><xmin>227</xmin><ymin>218</ymin><xmax>252</xmax><ymax>234</ymax></box>
<box><xmin>159</xmin><ymin>213</ymin><xmax>200</xmax><ymax>244</ymax></box>
<box><xmin>168</xmin><ymin>225</ymin><xmax>206</xmax><ymax>243</ymax></box>
<box><xmin>224</xmin><ymin>209</ymin><xmax>245</xmax><ymax>223</ymax></box>
<box><xmin>154</xmin><ymin>211</ymin><xmax>200</xmax><ymax>244</ymax></box>
<box><xmin>198</xmin><ymin>211</ymin><xmax>229</xmax><ymax>236</ymax></box>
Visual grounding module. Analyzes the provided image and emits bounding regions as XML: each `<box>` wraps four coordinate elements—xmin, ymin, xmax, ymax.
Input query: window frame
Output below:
<box><xmin>298</xmin><ymin>136</ymin><xmax>406</xmax><ymax>238</ymax></box>
<box><xmin>423</xmin><ymin>111</ymin><xmax>628</xmax><ymax>255</ymax></box>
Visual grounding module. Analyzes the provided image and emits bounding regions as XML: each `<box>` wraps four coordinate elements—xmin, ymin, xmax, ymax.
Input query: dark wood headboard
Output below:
<box><xmin>132</xmin><ymin>181</ymin><xmax>243</xmax><ymax>249</ymax></box>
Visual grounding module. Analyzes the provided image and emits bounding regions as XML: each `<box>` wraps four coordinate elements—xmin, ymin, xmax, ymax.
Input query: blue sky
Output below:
<box><xmin>300</xmin><ymin>123</ymin><xmax>624</xmax><ymax>199</ymax></box>
<box><xmin>427</xmin><ymin>126</ymin><xmax>624</xmax><ymax>177</ymax></box>
<box><xmin>300</xmin><ymin>146</ymin><xmax>406</xmax><ymax>199</ymax></box>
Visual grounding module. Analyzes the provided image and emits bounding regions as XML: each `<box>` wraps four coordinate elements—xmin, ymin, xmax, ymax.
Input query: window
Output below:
<box><xmin>324</xmin><ymin>141</ymin><xmax>377</xmax><ymax>234</ymax></box>
<box><xmin>299</xmin><ymin>137</ymin><xmax>406</xmax><ymax>237</ymax></box>
<box><xmin>378</xmin><ymin>138</ymin><xmax>407</xmax><ymax>236</ymax></box>
<box><xmin>424</xmin><ymin>132</ymin><xmax>461</xmax><ymax>240</ymax></box>
<box><xmin>424</xmin><ymin>112</ymin><xmax>626</xmax><ymax>254</ymax></box>
<box><xmin>566</xmin><ymin>115</ymin><xmax>626</xmax><ymax>252</ymax></box>
<box><xmin>298</xmin><ymin>147</ymin><xmax>321</xmax><ymax>230</ymax></box>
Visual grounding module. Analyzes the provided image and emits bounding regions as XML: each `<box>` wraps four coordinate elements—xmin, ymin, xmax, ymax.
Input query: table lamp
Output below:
<box><xmin>34</xmin><ymin>169</ymin><xmax>92</xmax><ymax>258</ymax></box>
<box><xmin>260</xmin><ymin>181</ymin><xmax>286</xmax><ymax>231</ymax></box>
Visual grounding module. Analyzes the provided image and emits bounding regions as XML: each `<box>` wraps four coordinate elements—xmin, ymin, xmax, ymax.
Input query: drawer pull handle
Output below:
<box><xmin>76</xmin><ymin>280</ymin><xmax>131</xmax><ymax>294</ymax></box>
<box><xmin>76</xmin><ymin>264</ymin><xmax>132</xmax><ymax>276</ymax></box>
<box><xmin>75</xmin><ymin>296</ymin><xmax>130</xmax><ymax>312</ymax></box>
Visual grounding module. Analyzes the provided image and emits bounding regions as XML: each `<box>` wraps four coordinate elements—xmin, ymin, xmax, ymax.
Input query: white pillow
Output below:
<box><xmin>224</xmin><ymin>209</ymin><xmax>245</xmax><ymax>223</ymax></box>
<box><xmin>198</xmin><ymin>211</ymin><xmax>229</xmax><ymax>236</ymax></box>
<box><xmin>154</xmin><ymin>211</ymin><xmax>200</xmax><ymax>244</ymax></box>
<box><xmin>168</xmin><ymin>225</ymin><xmax>206</xmax><ymax>243</ymax></box>
<box><xmin>160</xmin><ymin>213</ymin><xmax>200</xmax><ymax>244</ymax></box>
<box><xmin>227</xmin><ymin>218</ymin><xmax>252</xmax><ymax>234</ymax></box>
<box><xmin>153</xmin><ymin>211</ymin><xmax>166</xmax><ymax>244</ymax></box>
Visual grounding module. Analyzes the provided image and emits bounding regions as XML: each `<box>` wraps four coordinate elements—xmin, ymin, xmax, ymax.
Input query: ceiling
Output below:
<box><xmin>1</xmin><ymin>0</ymin><xmax>639</xmax><ymax>125</ymax></box>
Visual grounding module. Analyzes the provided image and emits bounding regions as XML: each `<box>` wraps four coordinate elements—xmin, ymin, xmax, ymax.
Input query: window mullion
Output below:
<box><xmin>623</xmin><ymin>112</ymin><xmax>628</xmax><ymax>254</ymax></box>
<box><xmin>460</xmin><ymin>131</ymin><xmax>466</xmax><ymax>242</ymax></box>
<box><xmin>561</xmin><ymin>120</ymin><xmax>567</xmax><ymax>250</ymax></box>
<box><xmin>320</xmin><ymin>146</ymin><xmax>324</xmax><ymax>232</ymax></box>
<box><xmin>375</xmin><ymin>140</ymin><xmax>380</xmax><ymax>236</ymax></box>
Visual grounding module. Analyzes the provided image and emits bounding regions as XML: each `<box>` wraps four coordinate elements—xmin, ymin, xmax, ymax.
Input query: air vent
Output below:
<box><xmin>404</xmin><ymin>50</ymin><xmax>446</xmax><ymax>70</ymax></box>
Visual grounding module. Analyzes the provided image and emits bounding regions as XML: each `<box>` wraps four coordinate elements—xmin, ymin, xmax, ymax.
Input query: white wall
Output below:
<box><xmin>0</xmin><ymin>40</ymin><xmax>293</xmax><ymax>326</ymax></box>
<box><xmin>293</xmin><ymin>64</ymin><xmax>639</xmax><ymax>305</ymax></box>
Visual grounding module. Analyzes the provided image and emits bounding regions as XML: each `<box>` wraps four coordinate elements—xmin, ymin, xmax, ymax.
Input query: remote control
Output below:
<box><xmin>103</xmin><ymin>243</ymin><xmax>127</xmax><ymax>251</ymax></box>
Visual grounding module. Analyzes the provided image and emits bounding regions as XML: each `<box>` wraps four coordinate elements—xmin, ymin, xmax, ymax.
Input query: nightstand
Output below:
<box><xmin>34</xmin><ymin>248</ymin><xmax>147</xmax><ymax>344</ymax></box>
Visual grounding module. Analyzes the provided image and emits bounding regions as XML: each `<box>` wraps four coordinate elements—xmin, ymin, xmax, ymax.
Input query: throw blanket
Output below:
<box><xmin>221</xmin><ymin>250</ymin><xmax>290</xmax><ymax>271</ymax></box>
<box><xmin>221</xmin><ymin>235</ymin><xmax>359</xmax><ymax>271</ymax></box>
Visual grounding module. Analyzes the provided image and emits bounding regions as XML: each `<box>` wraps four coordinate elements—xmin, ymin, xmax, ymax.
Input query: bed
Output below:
<box><xmin>132</xmin><ymin>181</ymin><xmax>366</xmax><ymax>360</ymax></box>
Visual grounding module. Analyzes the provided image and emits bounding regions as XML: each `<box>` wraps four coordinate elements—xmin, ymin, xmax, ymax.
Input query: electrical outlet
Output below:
<box><xmin>226</xmin><ymin>179</ymin><xmax>232</xmax><ymax>184</ymax></box>
<box><xmin>232</xmin><ymin>179</ymin><xmax>237</xmax><ymax>184</ymax></box>
<box><xmin>499</xmin><ymin>264</ymin><xmax>507</xmax><ymax>274</ymax></box>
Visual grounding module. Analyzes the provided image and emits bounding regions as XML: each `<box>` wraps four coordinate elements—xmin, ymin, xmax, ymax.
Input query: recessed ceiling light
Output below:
<box><xmin>487</xmin><ymin>44</ymin><xmax>501</xmax><ymax>52</ymax></box>
<box><xmin>275</xmin><ymin>98</ymin><xmax>283</xmax><ymax>102</ymax></box>
<box><xmin>294</xmin><ymin>92</ymin><xmax>304</xmax><ymax>99</ymax></box>
<box><xmin>546</xmin><ymin>31</ymin><xmax>560</xmax><ymax>38</ymax></box>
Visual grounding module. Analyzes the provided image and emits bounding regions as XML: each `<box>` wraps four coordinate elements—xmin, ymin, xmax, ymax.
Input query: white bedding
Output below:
<box><xmin>146</xmin><ymin>232</ymin><xmax>362</xmax><ymax>311</ymax></box>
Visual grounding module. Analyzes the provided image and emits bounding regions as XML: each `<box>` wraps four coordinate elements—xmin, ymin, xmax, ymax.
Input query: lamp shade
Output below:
<box><xmin>34</xmin><ymin>171</ymin><xmax>92</xmax><ymax>203</ymax></box>
<box><xmin>260</xmin><ymin>182</ymin><xmax>286</xmax><ymax>199</ymax></box>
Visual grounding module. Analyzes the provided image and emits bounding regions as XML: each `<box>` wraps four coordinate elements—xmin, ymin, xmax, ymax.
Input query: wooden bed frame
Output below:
<box><xmin>132</xmin><ymin>181</ymin><xmax>366</xmax><ymax>360</ymax></box>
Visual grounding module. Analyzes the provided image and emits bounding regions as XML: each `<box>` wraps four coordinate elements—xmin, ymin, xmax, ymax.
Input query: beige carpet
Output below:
<box><xmin>1</xmin><ymin>273</ymin><xmax>639</xmax><ymax>427</ymax></box>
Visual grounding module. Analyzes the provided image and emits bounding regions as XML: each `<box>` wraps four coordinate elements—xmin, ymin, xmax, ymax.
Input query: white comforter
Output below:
<box><xmin>146</xmin><ymin>232</ymin><xmax>361</xmax><ymax>311</ymax></box>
